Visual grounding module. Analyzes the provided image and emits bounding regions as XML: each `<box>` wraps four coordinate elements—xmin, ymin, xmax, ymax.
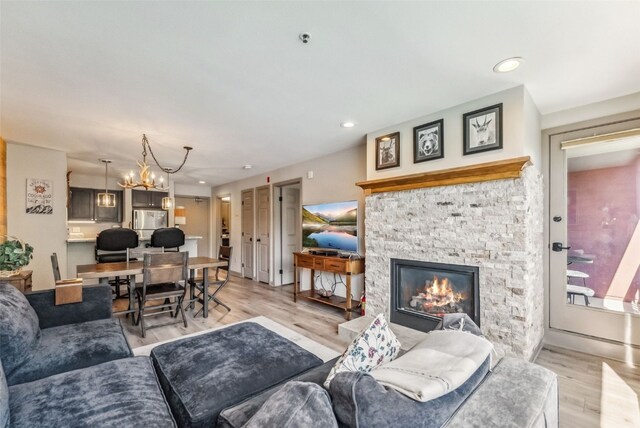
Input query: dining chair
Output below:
<box><xmin>50</xmin><ymin>253</ymin><xmax>61</xmax><ymax>282</ymax></box>
<box><xmin>136</xmin><ymin>251</ymin><xmax>189</xmax><ymax>338</ymax></box>
<box><xmin>95</xmin><ymin>228</ymin><xmax>139</xmax><ymax>297</ymax></box>
<box><xmin>194</xmin><ymin>246</ymin><xmax>232</xmax><ymax>316</ymax></box>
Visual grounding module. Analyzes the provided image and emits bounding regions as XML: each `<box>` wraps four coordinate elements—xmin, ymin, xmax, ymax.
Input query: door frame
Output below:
<box><xmin>272</xmin><ymin>179</ymin><xmax>302</xmax><ymax>286</ymax></box>
<box><xmin>241</xmin><ymin>188</ymin><xmax>255</xmax><ymax>279</ymax></box>
<box><xmin>255</xmin><ymin>185</ymin><xmax>271</xmax><ymax>284</ymax></box>
<box><xmin>543</xmin><ymin>108</ymin><xmax>640</xmax><ymax>362</ymax></box>
<box><xmin>213</xmin><ymin>194</ymin><xmax>230</xmax><ymax>256</ymax></box>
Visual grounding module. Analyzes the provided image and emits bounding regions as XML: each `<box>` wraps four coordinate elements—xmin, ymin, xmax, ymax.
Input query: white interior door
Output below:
<box><xmin>549</xmin><ymin>118</ymin><xmax>640</xmax><ymax>346</ymax></box>
<box><xmin>280</xmin><ymin>186</ymin><xmax>300</xmax><ymax>285</ymax></box>
<box><xmin>241</xmin><ymin>189</ymin><xmax>254</xmax><ymax>279</ymax></box>
<box><xmin>256</xmin><ymin>186</ymin><xmax>270</xmax><ymax>283</ymax></box>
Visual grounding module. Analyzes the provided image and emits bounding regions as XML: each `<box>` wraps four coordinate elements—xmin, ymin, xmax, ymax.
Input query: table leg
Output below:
<box><xmin>189</xmin><ymin>268</ymin><xmax>196</xmax><ymax>310</ymax></box>
<box><xmin>203</xmin><ymin>267</ymin><xmax>209</xmax><ymax>318</ymax></box>
<box><xmin>346</xmin><ymin>275</ymin><xmax>352</xmax><ymax>321</ymax></box>
<box><xmin>128</xmin><ymin>274</ymin><xmax>136</xmax><ymax>325</ymax></box>
<box><xmin>293</xmin><ymin>265</ymin><xmax>298</xmax><ymax>302</ymax></box>
<box><xmin>310</xmin><ymin>269</ymin><xmax>315</xmax><ymax>296</ymax></box>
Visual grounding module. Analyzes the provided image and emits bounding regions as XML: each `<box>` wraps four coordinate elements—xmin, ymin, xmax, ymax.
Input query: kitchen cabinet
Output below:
<box><xmin>68</xmin><ymin>188</ymin><xmax>95</xmax><ymax>220</ymax></box>
<box><xmin>132</xmin><ymin>189</ymin><xmax>168</xmax><ymax>208</ymax></box>
<box><xmin>68</xmin><ymin>187</ymin><xmax>123</xmax><ymax>222</ymax></box>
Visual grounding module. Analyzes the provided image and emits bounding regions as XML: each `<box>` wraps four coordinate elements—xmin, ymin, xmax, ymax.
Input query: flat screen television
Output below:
<box><xmin>302</xmin><ymin>200</ymin><xmax>358</xmax><ymax>253</ymax></box>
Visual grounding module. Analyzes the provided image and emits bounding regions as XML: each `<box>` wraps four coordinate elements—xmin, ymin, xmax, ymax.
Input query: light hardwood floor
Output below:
<box><xmin>117</xmin><ymin>276</ymin><xmax>639</xmax><ymax>428</ymax></box>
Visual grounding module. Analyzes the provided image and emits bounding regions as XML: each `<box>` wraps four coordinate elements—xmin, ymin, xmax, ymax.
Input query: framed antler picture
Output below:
<box><xmin>463</xmin><ymin>103</ymin><xmax>503</xmax><ymax>155</ymax></box>
<box><xmin>375</xmin><ymin>132</ymin><xmax>400</xmax><ymax>170</ymax></box>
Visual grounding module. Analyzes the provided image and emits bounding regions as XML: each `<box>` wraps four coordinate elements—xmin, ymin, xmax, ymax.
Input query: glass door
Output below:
<box><xmin>549</xmin><ymin>118</ymin><xmax>640</xmax><ymax>345</ymax></box>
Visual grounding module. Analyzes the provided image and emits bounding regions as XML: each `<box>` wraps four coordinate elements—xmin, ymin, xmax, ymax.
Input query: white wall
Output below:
<box><xmin>7</xmin><ymin>143</ymin><xmax>68</xmax><ymax>289</ymax></box>
<box><xmin>175</xmin><ymin>183</ymin><xmax>212</xmax><ymax>198</ymax></box>
<box><xmin>212</xmin><ymin>144</ymin><xmax>366</xmax><ymax>299</ymax></box>
<box><xmin>541</xmin><ymin>91</ymin><xmax>640</xmax><ymax>130</ymax></box>
<box><xmin>366</xmin><ymin>85</ymin><xmax>542</xmax><ymax>179</ymax></box>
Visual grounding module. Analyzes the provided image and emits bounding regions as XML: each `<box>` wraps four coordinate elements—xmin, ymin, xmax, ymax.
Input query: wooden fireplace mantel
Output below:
<box><xmin>356</xmin><ymin>156</ymin><xmax>531</xmax><ymax>195</ymax></box>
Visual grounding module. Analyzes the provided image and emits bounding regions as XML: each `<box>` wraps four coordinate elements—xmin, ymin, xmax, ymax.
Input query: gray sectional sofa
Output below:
<box><xmin>0</xmin><ymin>282</ymin><xmax>558</xmax><ymax>428</ymax></box>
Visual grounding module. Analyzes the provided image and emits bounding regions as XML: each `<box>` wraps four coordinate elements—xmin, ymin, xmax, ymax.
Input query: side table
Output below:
<box><xmin>0</xmin><ymin>270</ymin><xmax>33</xmax><ymax>293</ymax></box>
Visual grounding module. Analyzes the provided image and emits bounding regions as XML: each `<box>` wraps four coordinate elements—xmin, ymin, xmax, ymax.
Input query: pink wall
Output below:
<box><xmin>568</xmin><ymin>163</ymin><xmax>640</xmax><ymax>301</ymax></box>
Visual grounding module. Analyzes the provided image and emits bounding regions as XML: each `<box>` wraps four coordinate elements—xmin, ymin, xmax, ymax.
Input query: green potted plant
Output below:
<box><xmin>0</xmin><ymin>236</ymin><xmax>34</xmax><ymax>276</ymax></box>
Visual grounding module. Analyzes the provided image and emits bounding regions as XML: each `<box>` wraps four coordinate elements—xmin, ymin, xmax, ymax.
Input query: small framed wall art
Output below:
<box><xmin>375</xmin><ymin>132</ymin><xmax>400</xmax><ymax>170</ymax></box>
<box><xmin>413</xmin><ymin>119</ymin><xmax>444</xmax><ymax>163</ymax></box>
<box><xmin>463</xmin><ymin>103</ymin><xmax>503</xmax><ymax>155</ymax></box>
<box><xmin>26</xmin><ymin>178</ymin><xmax>53</xmax><ymax>214</ymax></box>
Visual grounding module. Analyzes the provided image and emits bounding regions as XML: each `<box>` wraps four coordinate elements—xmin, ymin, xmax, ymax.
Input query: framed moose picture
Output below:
<box><xmin>413</xmin><ymin>119</ymin><xmax>444</xmax><ymax>163</ymax></box>
<box><xmin>463</xmin><ymin>103</ymin><xmax>503</xmax><ymax>155</ymax></box>
<box><xmin>375</xmin><ymin>132</ymin><xmax>400</xmax><ymax>170</ymax></box>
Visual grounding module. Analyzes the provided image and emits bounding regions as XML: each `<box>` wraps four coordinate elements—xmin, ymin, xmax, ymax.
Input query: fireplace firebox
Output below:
<box><xmin>390</xmin><ymin>259</ymin><xmax>480</xmax><ymax>333</ymax></box>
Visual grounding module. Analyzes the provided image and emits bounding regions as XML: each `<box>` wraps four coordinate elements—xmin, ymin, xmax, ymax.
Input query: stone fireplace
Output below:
<box><xmin>390</xmin><ymin>259</ymin><xmax>480</xmax><ymax>333</ymax></box>
<box><xmin>359</xmin><ymin>158</ymin><xmax>544</xmax><ymax>360</ymax></box>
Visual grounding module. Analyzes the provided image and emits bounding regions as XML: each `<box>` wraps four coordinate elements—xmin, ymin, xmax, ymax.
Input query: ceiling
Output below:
<box><xmin>2</xmin><ymin>1</ymin><xmax>640</xmax><ymax>186</ymax></box>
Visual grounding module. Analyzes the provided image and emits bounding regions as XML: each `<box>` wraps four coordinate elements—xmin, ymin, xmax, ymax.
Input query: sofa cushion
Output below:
<box><xmin>151</xmin><ymin>322</ymin><xmax>323</xmax><ymax>428</ymax></box>
<box><xmin>330</xmin><ymin>356</ymin><xmax>490</xmax><ymax>428</ymax></box>
<box><xmin>243</xmin><ymin>381</ymin><xmax>338</xmax><ymax>428</ymax></box>
<box><xmin>6</xmin><ymin>318</ymin><xmax>132</xmax><ymax>386</ymax></box>
<box><xmin>8</xmin><ymin>357</ymin><xmax>176</xmax><ymax>428</ymax></box>
<box><xmin>0</xmin><ymin>282</ymin><xmax>41</xmax><ymax>376</ymax></box>
<box><xmin>0</xmin><ymin>361</ymin><xmax>8</xmax><ymax>428</ymax></box>
<box><xmin>218</xmin><ymin>357</ymin><xmax>339</xmax><ymax>428</ymax></box>
<box><xmin>445</xmin><ymin>357</ymin><xmax>558</xmax><ymax>428</ymax></box>
<box><xmin>324</xmin><ymin>314</ymin><xmax>400</xmax><ymax>388</ymax></box>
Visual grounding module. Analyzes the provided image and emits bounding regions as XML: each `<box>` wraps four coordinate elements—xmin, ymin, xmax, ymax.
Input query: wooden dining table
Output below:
<box><xmin>76</xmin><ymin>256</ymin><xmax>227</xmax><ymax>320</ymax></box>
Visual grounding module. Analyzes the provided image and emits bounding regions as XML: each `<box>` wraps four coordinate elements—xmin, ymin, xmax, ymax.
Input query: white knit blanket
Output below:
<box><xmin>371</xmin><ymin>330</ymin><xmax>493</xmax><ymax>402</ymax></box>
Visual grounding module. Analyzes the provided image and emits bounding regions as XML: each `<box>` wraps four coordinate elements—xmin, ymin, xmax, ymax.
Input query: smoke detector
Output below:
<box><xmin>299</xmin><ymin>33</ymin><xmax>311</xmax><ymax>44</ymax></box>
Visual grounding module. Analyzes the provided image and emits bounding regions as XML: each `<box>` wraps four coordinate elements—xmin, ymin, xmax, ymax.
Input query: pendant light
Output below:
<box><xmin>161</xmin><ymin>170</ymin><xmax>173</xmax><ymax>210</ymax></box>
<box><xmin>97</xmin><ymin>159</ymin><xmax>116</xmax><ymax>208</ymax></box>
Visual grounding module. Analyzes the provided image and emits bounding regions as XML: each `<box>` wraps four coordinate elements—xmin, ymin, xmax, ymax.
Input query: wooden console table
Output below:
<box><xmin>293</xmin><ymin>252</ymin><xmax>364</xmax><ymax>320</ymax></box>
<box><xmin>0</xmin><ymin>270</ymin><xmax>33</xmax><ymax>293</ymax></box>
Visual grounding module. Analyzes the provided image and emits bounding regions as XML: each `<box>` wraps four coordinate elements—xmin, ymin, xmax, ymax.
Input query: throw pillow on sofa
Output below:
<box><xmin>0</xmin><ymin>282</ymin><xmax>41</xmax><ymax>376</ymax></box>
<box><xmin>243</xmin><ymin>381</ymin><xmax>337</xmax><ymax>428</ymax></box>
<box><xmin>324</xmin><ymin>313</ymin><xmax>400</xmax><ymax>388</ymax></box>
<box><xmin>1</xmin><ymin>360</ymin><xmax>9</xmax><ymax>428</ymax></box>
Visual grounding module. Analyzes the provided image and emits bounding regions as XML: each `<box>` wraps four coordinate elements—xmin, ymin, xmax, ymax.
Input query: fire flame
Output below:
<box><xmin>417</xmin><ymin>276</ymin><xmax>464</xmax><ymax>311</ymax></box>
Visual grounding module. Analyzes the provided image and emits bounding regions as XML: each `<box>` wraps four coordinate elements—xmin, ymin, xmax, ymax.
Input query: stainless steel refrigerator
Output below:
<box><xmin>133</xmin><ymin>209</ymin><xmax>168</xmax><ymax>239</ymax></box>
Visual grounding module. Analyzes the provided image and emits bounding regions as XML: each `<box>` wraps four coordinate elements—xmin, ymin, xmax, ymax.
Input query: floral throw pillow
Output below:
<box><xmin>324</xmin><ymin>313</ymin><xmax>400</xmax><ymax>388</ymax></box>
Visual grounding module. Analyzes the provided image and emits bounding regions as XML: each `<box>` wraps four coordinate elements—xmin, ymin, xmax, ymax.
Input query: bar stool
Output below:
<box><xmin>149</xmin><ymin>228</ymin><xmax>185</xmax><ymax>252</ymax></box>
<box><xmin>95</xmin><ymin>228</ymin><xmax>139</xmax><ymax>297</ymax></box>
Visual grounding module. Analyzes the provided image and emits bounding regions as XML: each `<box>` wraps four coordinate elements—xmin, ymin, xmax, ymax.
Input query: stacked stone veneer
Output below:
<box><xmin>365</xmin><ymin>165</ymin><xmax>544</xmax><ymax>360</ymax></box>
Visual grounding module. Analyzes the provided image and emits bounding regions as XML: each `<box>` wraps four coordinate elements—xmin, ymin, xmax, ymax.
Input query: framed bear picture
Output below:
<box><xmin>413</xmin><ymin>119</ymin><xmax>444</xmax><ymax>163</ymax></box>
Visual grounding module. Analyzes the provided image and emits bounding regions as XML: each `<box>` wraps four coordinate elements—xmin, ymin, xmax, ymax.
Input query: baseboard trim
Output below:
<box><xmin>544</xmin><ymin>328</ymin><xmax>640</xmax><ymax>365</ymax></box>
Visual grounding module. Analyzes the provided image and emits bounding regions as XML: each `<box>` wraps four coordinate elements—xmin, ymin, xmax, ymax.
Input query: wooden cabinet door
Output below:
<box><xmin>68</xmin><ymin>187</ymin><xmax>95</xmax><ymax>220</ymax></box>
<box><xmin>95</xmin><ymin>190</ymin><xmax>123</xmax><ymax>222</ymax></box>
<box><xmin>132</xmin><ymin>190</ymin><xmax>151</xmax><ymax>207</ymax></box>
<box><xmin>150</xmin><ymin>191</ymin><xmax>168</xmax><ymax>208</ymax></box>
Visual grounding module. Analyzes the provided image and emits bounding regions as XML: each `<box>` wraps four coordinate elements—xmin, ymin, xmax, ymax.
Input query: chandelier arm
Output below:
<box><xmin>144</xmin><ymin>139</ymin><xmax>192</xmax><ymax>174</ymax></box>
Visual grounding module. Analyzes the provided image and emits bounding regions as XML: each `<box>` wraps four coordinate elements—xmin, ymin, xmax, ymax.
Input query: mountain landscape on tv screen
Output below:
<box><xmin>302</xmin><ymin>201</ymin><xmax>357</xmax><ymax>252</ymax></box>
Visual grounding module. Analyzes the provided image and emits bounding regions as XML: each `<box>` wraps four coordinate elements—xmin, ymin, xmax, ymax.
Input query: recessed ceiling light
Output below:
<box><xmin>198</xmin><ymin>180</ymin><xmax>206</xmax><ymax>184</ymax></box>
<box><xmin>243</xmin><ymin>164</ymin><xmax>252</xmax><ymax>169</ymax></box>
<box><xmin>493</xmin><ymin>57</ymin><xmax>523</xmax><ymax>73</ymax></box>
<box><xmin>341</xmin><ymin>121</ymin><xmax>355</xmax><ymax>128</ymax></box>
